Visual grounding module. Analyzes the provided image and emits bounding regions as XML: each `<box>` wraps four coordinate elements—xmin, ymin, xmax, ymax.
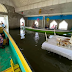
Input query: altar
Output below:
<box><xmin>42</xmin><ymin>35</ymin><xmax>72</xmax><ymax>60</ymax></box>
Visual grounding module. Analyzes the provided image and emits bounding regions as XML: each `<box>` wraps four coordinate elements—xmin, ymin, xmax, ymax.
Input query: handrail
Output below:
<box><xmin>4</xmin><ymin>29</ymin><xmax>32</xmax><ymax>72</ymax></box>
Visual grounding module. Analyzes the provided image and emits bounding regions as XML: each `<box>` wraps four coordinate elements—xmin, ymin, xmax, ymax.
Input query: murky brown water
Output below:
<box><xmin>10</xmin><ymin>29</ymin><xmax>72</xmax><ymax>72</ymax></box>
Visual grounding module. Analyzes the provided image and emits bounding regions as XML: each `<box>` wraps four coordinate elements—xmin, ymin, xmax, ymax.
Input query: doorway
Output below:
<box><xmin>20</xmin><ymin>18</ymin><xmax>25</xmax><ymax>29</ymax></box>
<box><xmin>0</xmin><ymin>4</ymin><xmax>9</xmax><ymax>33</ymax></box>
<box><xmin>35</xmin><ymin>20</ymin><xmax>38</xmax><ymax>27</ymax></box>
<box><xmin>0</xmin><ymin>15</ymin><xmax>9</xmax><ymax>33</ymax></box>
<box><xmin>59</xmin><ymin>20</ymin><xmax>68</xmax><ymax>30</ymax></box>
<box><xmin>50</xmin><ymin>20</ymin><xmax>57</xmax><ymax>29</ymax></box>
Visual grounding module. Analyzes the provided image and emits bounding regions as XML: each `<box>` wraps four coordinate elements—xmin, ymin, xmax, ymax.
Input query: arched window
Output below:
<box><xmin>50</xmin><ymin>20</ymin><xmax>57</xmax><ymax>29</ymax></box>
<box><xmin>59</xmin><ymin>20</ymin><xmax>68</xmax><ymax>30</ymax></box>
<box><xmin>35</xmin><ymin>21</ymin><xmax>38</xmax><ymax>27</ymax></box>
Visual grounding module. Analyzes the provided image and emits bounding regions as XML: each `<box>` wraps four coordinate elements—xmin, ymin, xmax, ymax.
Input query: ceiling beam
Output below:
<box><xmin>15</xmin><ymin>0</ymin><xmax>72</xmax><ymax>12</ymax></box>
<box><xmin>24</xmin><ymin>12</ymin><xmax>72</xmax><ymax>17</ymax></box>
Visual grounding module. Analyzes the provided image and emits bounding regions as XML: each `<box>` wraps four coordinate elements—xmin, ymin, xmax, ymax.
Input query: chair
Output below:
<box><xmin>2</xmin><ymin>59</ymin><xmax>21</xmax><ymax>72</ymax></box>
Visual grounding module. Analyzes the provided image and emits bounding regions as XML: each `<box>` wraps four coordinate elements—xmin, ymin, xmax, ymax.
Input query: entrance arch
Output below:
<box><xmin>20</xmin><ymin>18</ymin><xmax>25</xmax><ymax>29</ymax></box>
<box><xmin>35</xmin><ymin>20</ymin><xmax>38</xmax><ymax>27</ymax></box>
<box><xmin>50</xmin><ymin>20</ymin><xmax>57</xmax><ymax>29</ymax></box>
<box><xmin>0</xmin><ymin>4</ymin><xmax>9</xmax><ymax>33</ymax></box>
<box><xmin>59</xmin><ymin>20</ymin><xmax>68</xmax><ymax>30</ymax></box>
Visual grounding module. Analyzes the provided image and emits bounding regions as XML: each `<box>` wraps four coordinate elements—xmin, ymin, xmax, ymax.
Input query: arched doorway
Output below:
<box><xmin>0</xmin><ymin>4</ymin><xmax>9</xmax><ymax>33</ymax></box>
<box><xmin>50</xmin><ymin>20</ymin><xmax>57</xmax><ymax>29</ymax></box>
<box><xmin>59</xmin><ymin>20</ymin><xmax>68</xmax><ymax>30</ymax></box>
<box><xmin>35</xmin><ymin>20</ymin><xmax>39</xmax><ymax>27</ymax></box>
<box><xmin>20</xmin><ymin>18</ymin><xmax>25</xmax><ymax>30</ymax></box>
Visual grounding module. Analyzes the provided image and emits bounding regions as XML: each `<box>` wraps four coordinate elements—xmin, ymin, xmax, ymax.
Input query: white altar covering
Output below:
<box><xmin>42</xmin><ymin>35</ymin><xmax>72</xmax><ymax>60</ymax></box>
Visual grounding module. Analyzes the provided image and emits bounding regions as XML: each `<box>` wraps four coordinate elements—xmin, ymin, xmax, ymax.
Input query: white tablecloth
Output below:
<box><xmin>42</xmin><ymin>36</ymin><xmax>72</xmax><ymax>60</ymax></box>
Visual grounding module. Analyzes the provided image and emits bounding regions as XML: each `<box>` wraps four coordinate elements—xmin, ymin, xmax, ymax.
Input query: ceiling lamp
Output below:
<box><xmin>47</xmin><ymin>18</ymin><xmax>49</xmax><ymax>23</ymax></box>
<box><xmin>37</xmin><ymin>18</ymin><xmax>39</xmax><ymax>21</ymax></box>
<box><xmin>50</xmin><ymin>8</ymin><xmax>54</xmax><ymax>10</ymax></box>
<box><xmin>39</xmin><ymin>9</ymin><xmax>41</xmax><ymax>14</ymax></box>
<box><xmin>21</xmin><ymin>11</ymin><xmax>23</xmax><ymax>14</ymax></box>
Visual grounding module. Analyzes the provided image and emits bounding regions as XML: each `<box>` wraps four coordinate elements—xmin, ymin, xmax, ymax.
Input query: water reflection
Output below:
<box><xmin>20</xmin><ymin>29</ymin><xmax>25</xmax><ymax>39</ymax></box>
<box><xmin>10</xmin><ymin>30</ymin><xmax>72</xmax><ymax>72</ymax></box>
<box><xmin>41</xmin><ymin>53</ymin><xmax>72</xmax><ymax>72</ymax></box>
<box><xmin>49</xmin><ymin>35</ymin><xmax>54</xmax><ymax>39</ymax></box>
<box><xmin>34</xmin><ymin>32</ymin><xmax>39</xmax><ymax>44</ymax></box>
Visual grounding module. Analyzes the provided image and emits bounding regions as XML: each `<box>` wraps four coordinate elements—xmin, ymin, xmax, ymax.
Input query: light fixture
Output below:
<box><xmin>50</xmin><ymin>8</ymin><xmax>54</xmax><ymax>10</ymax></box>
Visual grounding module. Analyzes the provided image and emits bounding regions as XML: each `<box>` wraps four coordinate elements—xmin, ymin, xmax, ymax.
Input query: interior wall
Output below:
<box><xmin>24</xmin><ymin>17</ymin><xmax>27</xmax><ymax>27</ymax></box>
<box><xmin>26</xmin><ymin>15</ymin><xmax>72</xmax><ymax>30</ymax></box>
<box><xmin>65</xmin><ymin>19</ymin><xmax>72</xmax><ymax>30</ymax></box>
<box><xmin>27</xmin><ymin>20</ymin><xmax>33</xmax><ymax>27</ymax></box>
<box><xmin>39</xmin><ymin>20</ymin><xmax>42</xmax><ymax>28</ymax></box>
<box><xmin>3</xmin><ymin>4</ymin><xmax>24</xmax><ymax>29</ymax></box>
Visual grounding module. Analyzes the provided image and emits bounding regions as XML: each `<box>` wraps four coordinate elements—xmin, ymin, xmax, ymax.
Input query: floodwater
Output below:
<box><xmin>10</xmin><ymin>29</ymin><xmax>72</xmax><ymax>72</ymax></box>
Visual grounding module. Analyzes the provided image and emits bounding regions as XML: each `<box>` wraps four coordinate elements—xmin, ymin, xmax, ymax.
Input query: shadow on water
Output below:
<box><xmin>9</xmin><ymin>29</ymin><xmax>72</xmax><ymax>72</ymax></box>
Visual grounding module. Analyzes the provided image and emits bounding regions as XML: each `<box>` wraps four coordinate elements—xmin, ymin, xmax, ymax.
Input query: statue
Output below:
<box><xmin>57</xmin><ymin>38</ymin><xmax>61</xmax><ymax>46</ymax></box>
<box><xmin>45</xmin><ymin>32</ymin><xmax>48</xmax><ymax>42</ymax></box>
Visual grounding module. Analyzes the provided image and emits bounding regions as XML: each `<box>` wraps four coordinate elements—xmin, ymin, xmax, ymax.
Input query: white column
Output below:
<box><xmin>4</xmin><ymin>15</ymin><xmax>9</xmax><ymax>33</ymax></box>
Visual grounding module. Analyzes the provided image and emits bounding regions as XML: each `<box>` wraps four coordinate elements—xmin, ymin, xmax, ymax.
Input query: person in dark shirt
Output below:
<box><xmin>45</xmin><ymin>25</ymin><xmax>49</xmax><ymax>29</ymax></box>
<box><xmin>47</xmin><ymin>25</ymin><xmax>49</xmax><ymax>28</ymax></box>
<box><xmin>32</xmin><ymin>22</ymin><xmax>36</xmax><ymax>28</ymax></box>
